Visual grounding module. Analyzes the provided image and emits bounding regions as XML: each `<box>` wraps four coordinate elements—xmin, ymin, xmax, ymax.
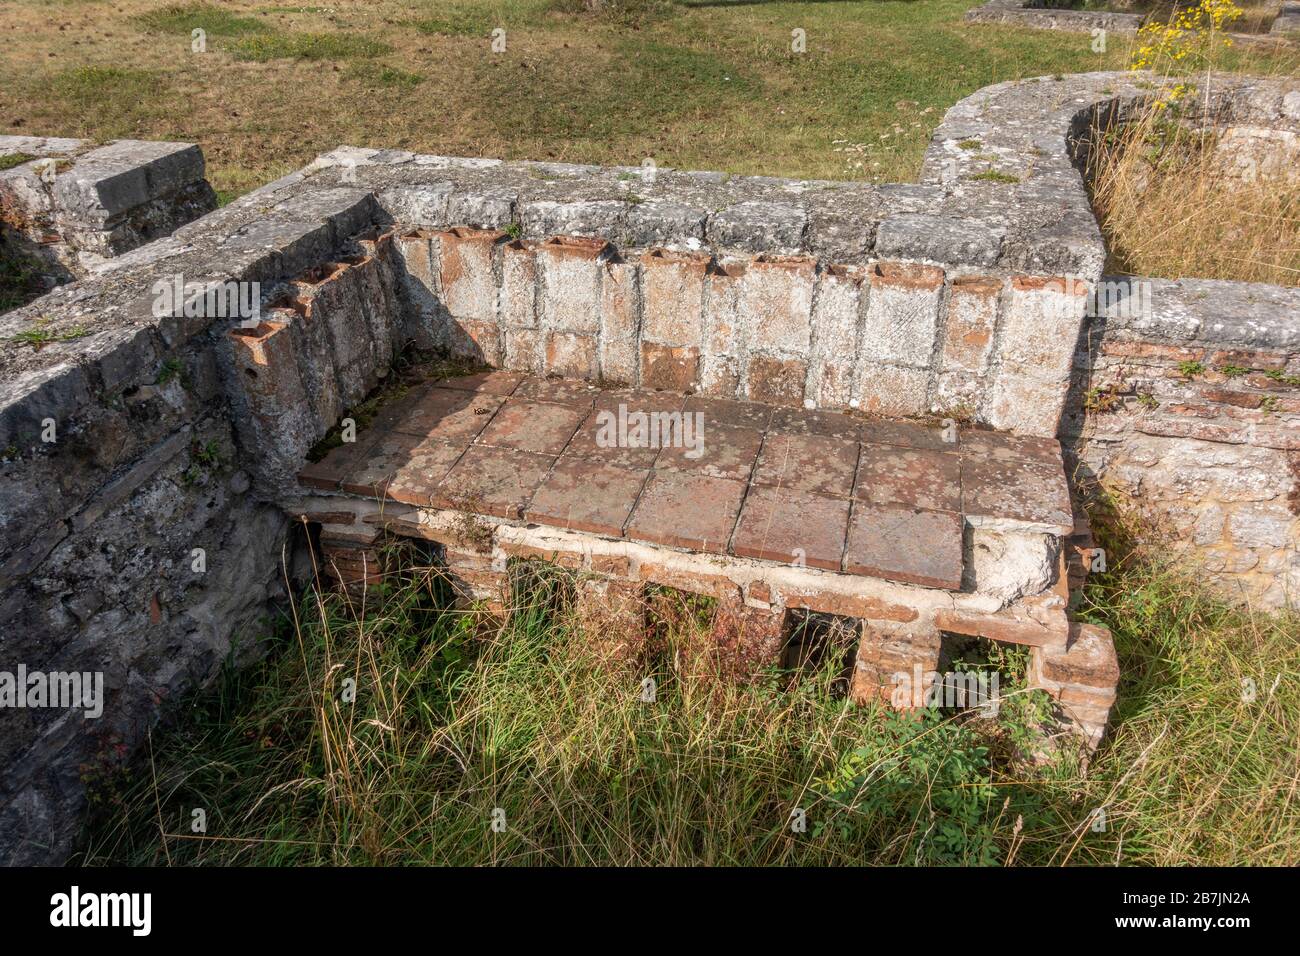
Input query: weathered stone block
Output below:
<box><xmin>539</xmin><ymin>235</ymin><xmax>608</xmax><ymax>334</ymax></box>
<box><xmin>942</xmin><ymin>274</ymin><xmax>1002</xmax><ymax>374</ymax></box>
<box><xmin>598</xmin><ymin>258</ymin><xmax>640</xmax><ymax>385</ymax></box>
<box><xmin>504</xmin><ymin>326</ymin><xmax>546</xmax><ymax>373</ymax></box>
<box><xmin>545</xmin><ymin>331</ymin><xmax>599</xmax><ymax>380</ymax></box>
<box><xmin>855</xmin><ymin>363</ymin><xmax>930</xmax><ymax>417</ymax></box>
<box><xmin>436</xmin><ymin>226</ymin><xmax>503</xmax><ymax>322</ymax></box>
<box><xmin>810</xmin><ymin>264</ymin><xmax>865</xmax><ymax>408</ymax></box>
<box><xmin>640</xmin><ymin>248</ymin><xmax>710</xmax><ymax>346</ymax></box>
<box><xmin>449</xmin><ymin>318</ymin><xmax>503</xmax><ymax>366</ymax></box>
<box><xmin>499</xmin><ymin>238</ymin><xmax>539</xmax><ymax>328</ymax></box>
<box><xmin>997</xmin><ymin>276</ymin><xmax>1088</xmax><ymax>378</ymax></box>
<box><xmin>741</xmin><ymin>255</ymin><xmax>815</xmax><ymax>356</ymax></box>
<box><xmin>746</xmin><ymin>354</ymin><xmax>807</xmax><ymax>406</ymax></box>
<box><xmin>861</xmin><ymin>261</ymin><xmax>944</xmax><ymax>368</ymax></box>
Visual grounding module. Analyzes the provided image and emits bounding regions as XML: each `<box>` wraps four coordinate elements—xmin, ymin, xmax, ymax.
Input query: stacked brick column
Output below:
<box><xmin>849</xmin><ymin>623</ymin><xmax>944</xmax><ymax>709</ymax></box>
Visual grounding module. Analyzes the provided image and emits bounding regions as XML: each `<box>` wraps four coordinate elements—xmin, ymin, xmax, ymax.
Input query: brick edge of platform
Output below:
<box><xmin>292</xmin><ymin>496</ymin><xmax>1119</xmax><ymax>750</ymax></box>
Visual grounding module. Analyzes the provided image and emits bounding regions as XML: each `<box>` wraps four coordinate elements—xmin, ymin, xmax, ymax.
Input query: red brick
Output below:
<box><xmin>1209</xmin><ymin>348</ymin><xmax>1287</xmax><ymax>371</ymax></box>
<box><xmin>731</xmin><ymin>485</ymin><xmax>850</xmax><ymax>570</ymax></box>
<box><xmin>746</xmin><ymin>354</ymin><xmax>807</xmax><ymax>406</ymax></box>
<box><xmin>1100</xmin><ymin>339</ymin><xmax>1202</xmax><ymax>363</ymax></box>
<box><xmin>625</xmin><ymin>471</ymin><xmax>746</xmax><ymax>554</ymax></box>
<box><xmin>782</xmin><ymin>589</ymin><xmax>919</xmax><ymax>623</ymax></box>
<box><xmin>752</xmin><ymin>431</ymin><xmax>859</xmax><ymax>498</ymax></box>
<box><xmin>525</xmin><ymin>458</ymin><xmax>649</xmax><ymax>537</ymax></box>
<box><xmin>870</xmin><ymin>261</ymin><xmax>944</xmax><ymax>291</ymax></box>
<box><xmin>934</xmin><ymin>607</ymin><xmax>1066</xmax><ymax>648</ymax></box>
<box><xmin>640</xmin><ymin>343</ymin><xmax>699</xmax><ymax>392</ymax></box>
<box><xmin>590</xmin><ymin>553</ymin><xmax>633</xmax><ymax>577</ymax></box>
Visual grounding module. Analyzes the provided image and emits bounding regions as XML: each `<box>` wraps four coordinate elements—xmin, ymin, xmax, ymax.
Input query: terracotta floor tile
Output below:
<box><xmin>474</xmin><ymin>399</ymin><xmax>587</xmax><ymax>455</ymax></box>
<box><xmin>625</xmin><ymin>471</ymin><xmax>746</xmax><ymax>553</ymax></box>
<box><xmin>844</xmin><ymin>503</ymin><xmax>963</xmax><ymax>590</ymax></box>
<box><xmin>859</xmin><ymin>416</ymin><xmax>955</xmax><ymax>452</ymax></box>
<box><xmin>684</xmin><ymin>395</ymin><xmax>774</xmax><ymax>430</ymax></box>
<box><xmin>731</xmin><ymin>485</ymin><xmax>849</xmax><ymax>570</ymax></box>
<box><xmin>752</xmin><ymin>432</ymin><xmax>859</xmax><ymax>497</ymax></box>
<box><xmin>437</xmin><ymin>369</ymin><xmax>525</xmax><ymax>396</ymax></box>
<box><xmin>854</xmin><ymin>442</ymin><xmax>961</xmax><ymax>513</ymax></box>
<box><xmin>298</xmin><ymin>430</ymin><xmax>381</xmax><ymax>491</ymax></box>
<box><xmin>769</xmin><ymin>405</ymin><xmax>862</xmax><ymax>441</ymax></box>
<box><xmin>512</xmin><ymin>376</ymin><xmax>600</xmax><ymax>406</ymax></box>
<box><xmin>386</xmin><ymin>439</ymin><xmax>469</xmax><ymax>506</ymax></box>
<box><xmin>561</xmin><ymin>409</ymin><xmax>663</xmax><ymax>468</ymax></box>
<box><xmin>390</xmin><ymin>386</ymin><xmax>503</xmax><ymax>445</ymax></box>
<box><xmin>960</xmin><ymin>434</ymin><xmax>1073</xmax><ymax>534</ymax></box>
<box><xmin>339</xmin><ymin>432</ymin><xmax>424</xmax><ymax>498</ymax></box>
<box><xmin>594</xmin><ymin>387</ymin><xmax>687</xmax><ymax>415</ymax></box>
<box><xmin>654</xmin><ymin>421</ymin><xmax>763</xmax><ymax>481</ymax></box>
<box><xmin>525</xmin><ymin>458</ymin><xmax>650</xmax><ymax>537</ymax></box>
<box><xmin>432</xmin><ymin>444</ymin><xmax>557</xmax><ymax>519</ymax></box>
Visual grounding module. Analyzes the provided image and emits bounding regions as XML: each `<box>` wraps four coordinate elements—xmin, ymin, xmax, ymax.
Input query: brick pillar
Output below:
<box><xmin>1028</xmin><ymin>622</ymin><xmax>1119</xmax><ymax>749</ymax></box>
<box><xmin>573</xmin><ymin>576</ymin><xmax>648</xmax><ymax>664</ymax></box>
<box><xmin>438</xmin><ymin>545</ymin><xmax>509</xmax><ymax>614</ymax></box>
<box><xmin>850</xmin><ymin>622</ymin><xmax>943</xmax><ymax>709</ymax></box>
<box><xmin>700</xmin><ymin>599</ymin><xmax>788</xmax><ymax>681</ymax></box>
<box><xmin>318</xmin><ymin>530</ymin><xmax>385</xmax><ymax>594</ymax></box>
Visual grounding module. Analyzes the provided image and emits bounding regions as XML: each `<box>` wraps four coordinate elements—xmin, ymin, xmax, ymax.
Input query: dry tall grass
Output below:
<box><xmin>1089</xmin><ymin>97</ymin><xmax>1300</xmax><ymax>285</ymax></box>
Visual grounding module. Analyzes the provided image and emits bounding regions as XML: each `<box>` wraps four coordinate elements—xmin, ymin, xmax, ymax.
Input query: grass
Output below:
<box><xmin>5</xmin><ymin>0</ymin><xmax>1294</xmax><ymax>203</ymax></box>
<box><xmin>76</xmin><ymin>501</ymin><xmax>1300</xmax><ymax>866</ymax></box>
<box><xmin>1090</xmin><ymin>101</ymin><xmax>1300</xmax><ymax>286</ymax></box>
<box><xmin>228</xmin><ymin>32</ymin><xmax>393</xmax><ymax>61</ymax></box>
<box><xmin>134</xmin><ymin>2</ymin><xmax>275</xmax><ymax>36</ymax></box>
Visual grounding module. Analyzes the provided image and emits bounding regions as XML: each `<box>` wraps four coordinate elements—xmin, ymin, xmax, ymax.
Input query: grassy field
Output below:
<box><xmin>0</xmin><ymin>0</ymin><xmax>1292</xmax><ymax>203</ymax></box>
<box><xmin>77</xmin><ymin>504</ymin><xmax>1300</xmax><ymax>867</ymax></box>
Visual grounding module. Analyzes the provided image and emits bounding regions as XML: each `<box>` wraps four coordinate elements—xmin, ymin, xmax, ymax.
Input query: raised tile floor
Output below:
<box><xmin>298</xmin><ymin>370</ymin><xmax>1074</xmax><ymax>592</ymax></box>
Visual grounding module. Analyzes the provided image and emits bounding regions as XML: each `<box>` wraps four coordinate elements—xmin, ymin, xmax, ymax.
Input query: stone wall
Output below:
<box><xmin>1065</xmin><ymin>277</ymin><xmax>1300</xmax><ymax>607</ymax></box>
<box><xmin>0</xmin><ymin>177</ymin><xmax>379</xmax><ymax>865</ymax></box>
<box><xmin>1</xmin><ymin>69</ymin><xmax>1296</xmax><ymax>865</ymax></box>
<box><xmin>0</xmin><ymin>135</ymin><xmax>216</xmax><ymax>293</ymax></box>
<box><xmin>965</xmin><ymin>0</ymin><xmax>1300</xmax><ymax>38</ymax></box>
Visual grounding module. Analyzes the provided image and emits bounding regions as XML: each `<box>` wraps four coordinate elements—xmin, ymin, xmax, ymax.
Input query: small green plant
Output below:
<box><xmin>957</xmin><ymin>139</ymin><xmax>980</xmax><ymax>150</ymax></box>
<box><xmin>503</xmin><ymin>222</ymin><xmax>523</xmax><ymax>240</ymax></box>
<box><xmin>1177</xmin><ymin>360</ymin><xmax>1205</xmax><ymax>377</ymax></box>
<box><xmin>968</xmin><ymin>170</ymin><xmax>1020</xmax><ymax>184</ymax></box>
<box><xmin>1136</xmin><ymin>391</ymin><xmax>1159</xmax><ymax>410</ymax></box>
<box><xmin>1219</xmin><ymin>365</ymin><xmax>1249</xmax><ymax>378</ymax></box>
<box><xmin>156</xmin><ymin>358</ymin><xmax>188</xmax><ymax>388</ymax></box>
<box><xmin>10</xmin><ymin>325</ymin><xmax>88</xmax><ymax>349</ymax></box>
<box><xmin>1263</xmin><ymin>369</ymin><xmax>1300</xmax><ymax>387</ymax></box>
<box><xmin>0</xmin><ymin>152</ymin><xmax>37</xmax><ymax>172</ymax></box>
<box><xmin>1085</xmin><ymin>386</ymin><xmax>1124</xmax><ymax>413</ymax></box>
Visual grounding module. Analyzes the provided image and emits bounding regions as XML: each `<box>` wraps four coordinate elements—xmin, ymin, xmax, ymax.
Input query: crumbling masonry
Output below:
<box><xmin>1</xmin><ymin>71</ymin><xmax>1296</xmax><ymax>864</ymax></box>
